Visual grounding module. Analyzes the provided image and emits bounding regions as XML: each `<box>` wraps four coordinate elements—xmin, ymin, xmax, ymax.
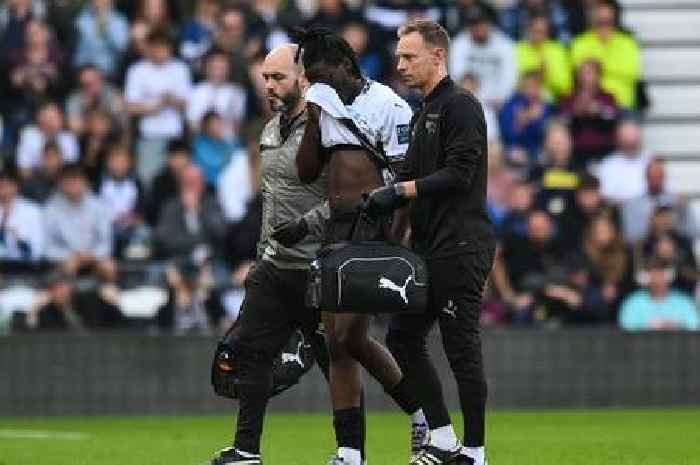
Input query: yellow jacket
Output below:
<box><xmin>570</xmin><ymin>30</ymin><xmax>641</xmax><ymax>108</ymax></box>
<box><xmin>516</xmin><ymin>40</ymin><xmax>572</xmax><ymax>100</ymax></box>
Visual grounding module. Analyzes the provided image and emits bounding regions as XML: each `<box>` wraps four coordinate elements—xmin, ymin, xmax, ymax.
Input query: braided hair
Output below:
<box><xmin>292</xmin><ymin>26</ymin><xmax>363</xmax><ymax>79</ymax></box>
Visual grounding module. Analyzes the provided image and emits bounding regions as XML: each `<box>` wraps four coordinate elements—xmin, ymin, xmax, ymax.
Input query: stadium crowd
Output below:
<box><xmin>0</xmin><ymin>0</ymin><xmax>698</xmax><ymax>334</ymax></box>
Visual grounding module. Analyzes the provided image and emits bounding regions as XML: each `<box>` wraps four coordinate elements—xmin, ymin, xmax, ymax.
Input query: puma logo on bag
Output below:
<box><xmin>280</xmin><ymin>339</ymin><xmax>305</xmax><ymax>368</ymax></box>
<box><xmin>378</xmin><ymin>275</ymin><xmax>413</xmax><ymax>305</ymax></box>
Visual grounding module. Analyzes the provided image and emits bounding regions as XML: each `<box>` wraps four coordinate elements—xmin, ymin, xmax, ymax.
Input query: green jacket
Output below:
<box><xmin>571</xmin><ymin>30</ymin><xmax>641</xmax><ymax>108</ymax></box>
<box><xmin>515</xmin><ymin>40</ymin><xmax>572</xmax><ymax>100</ymax></box>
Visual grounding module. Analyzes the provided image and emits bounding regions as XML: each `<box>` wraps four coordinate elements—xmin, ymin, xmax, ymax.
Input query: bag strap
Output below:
<box><xmin>337</xmin><ymin>117</ymin><xmax>394</xmax><ymax>177</ymax></box>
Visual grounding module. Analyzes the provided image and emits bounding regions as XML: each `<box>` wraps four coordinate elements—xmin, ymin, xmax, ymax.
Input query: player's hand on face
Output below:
<box><xmin>271</xmin><ymin>217</ymin><xmax>309</xmax><ymax>247</ymax></box>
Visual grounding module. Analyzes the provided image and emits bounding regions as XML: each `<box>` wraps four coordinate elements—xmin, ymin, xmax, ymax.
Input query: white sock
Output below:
<box><xmin>338</xmin><ymin>447</ymin><xmax>362</xmax><ymax>465</ymax></box>
<box><xmin>429</xmin><ymin>425</ymin><xmax>459</xmax><ymax>451</ymax></box>
<box><xmin>236</xmin><ymin>449</ymin><xmax>260</xmax><ymax>458</ymax></box>
<box><xmin>463</xmin><ymin>446</ymin><xmax>485</xmax><ymax>465</ymax></box>
<box><xmin>411</xmin><ymin>409</ymin><xmax>427</xmax><ymax>425</ymax></box>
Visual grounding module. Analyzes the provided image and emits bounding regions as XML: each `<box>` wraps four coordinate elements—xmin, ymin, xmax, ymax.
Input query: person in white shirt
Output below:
<box><xmin>596</xmin><ymin>120</ymin><xmax>652</xmax><ymax>204</ymax></box>
<box><xmin>16</xmin><ymin>102</ymin><xmax>79</xmax><ymax>180</ymax></box>
<box><xmin>0</xmin><ymin>169</ymin><xmax>43</xmax><ymax>265</ymax></box>
<box><xmin>44</xmin><ymin>164</ymin><xmax>116</xmax><ymax>282</ymax></box>
<box><xmin>449</xmin><ymin>6</ymin><xmax>517</xmax><ymax>111</ymax></box>
<box><xmin>125</xmin><ymin>28</ymin><xmax>192</xmax><ymax>187</ymax></box>
<box><xmin>187</xmin><ymin>50</ymin><xmax>247</xmax><ymax>142</ymax></box>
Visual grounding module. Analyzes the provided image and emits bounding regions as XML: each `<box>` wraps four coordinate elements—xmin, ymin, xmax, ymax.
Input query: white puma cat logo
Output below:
<box><xmin>379</xmin><ymin>275</ymin><xmax>413</xmax><ymax>305</ymax></box>
<box><xmin>280</xmin><ymin>340</ymin><xmax>305</xmax><ymax>367</ymax></box>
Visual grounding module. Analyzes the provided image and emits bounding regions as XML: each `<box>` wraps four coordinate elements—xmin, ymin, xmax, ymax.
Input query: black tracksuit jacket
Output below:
<box><xmin>398</xmin><ymin>76</ymin><xmax>495</xmax><ymax>259</ymax></box>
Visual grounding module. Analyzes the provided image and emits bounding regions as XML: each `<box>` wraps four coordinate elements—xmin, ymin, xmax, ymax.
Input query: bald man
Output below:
<box><xmin>211</xmin><ymin>45</ymin><xmax>335</xmax><ymax>465</ymax></box>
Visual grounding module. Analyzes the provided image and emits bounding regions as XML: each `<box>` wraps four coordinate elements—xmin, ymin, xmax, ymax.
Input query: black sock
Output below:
<box><xmin>385</xmin><ymin>376</ymin><xmax>421</xmax><ymax>415</ymax></box>
<box><xmin>233</xmin><ymin>352</ymin><xmax>274</xmax><ymax>455</ymax></box>
<box><xmin>333</xmin><ymin>407</ymin><xmax>364</xmax><ymax>451</ymax></box>
<box><xmin>359</xmin><ymin>392</ymin><xmax>367</xmax><ymax>460</ymax></box>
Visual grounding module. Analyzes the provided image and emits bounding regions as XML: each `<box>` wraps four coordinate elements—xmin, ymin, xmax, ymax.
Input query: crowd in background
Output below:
<box><xmin>0</xmin><ymin>0</ymin><xmax>697</xmax><ymax>334</ymax></box>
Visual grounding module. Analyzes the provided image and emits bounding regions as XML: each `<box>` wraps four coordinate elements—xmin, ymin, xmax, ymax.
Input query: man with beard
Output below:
<box><xmin>210</xmin><ymin>44</ymin><xmax>336</xmax><ymax>465</ymax></box>
<box><xmin>293</xmin><ymin>28</ymin><xmax>426</xmax><ymax>465</ymax></box>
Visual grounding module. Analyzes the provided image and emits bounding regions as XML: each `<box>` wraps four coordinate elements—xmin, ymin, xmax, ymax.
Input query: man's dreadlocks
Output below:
<box><xmin>292</xmin><ymin>26</ymin><xmax>363</xmax><ymax>79</ymax></box>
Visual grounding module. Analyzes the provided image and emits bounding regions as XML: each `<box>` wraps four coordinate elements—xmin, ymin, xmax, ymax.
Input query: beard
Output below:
<box><xmin>268</xmin><ymin>82</ymin><xmax>301</xmax><ymax>113</ymax></box>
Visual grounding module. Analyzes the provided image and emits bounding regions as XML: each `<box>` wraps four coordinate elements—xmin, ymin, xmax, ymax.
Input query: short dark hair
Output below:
<box><xmin>167</xmin><ymin>139</ymin><xmax>190</xmax><ymax>156</ymax></box>
<box><xmin>202</xmin><ymin>110</ymin><xmax>222</xmax><ymax>126</ymax></box>
<box><xmin>147</xmin><ymin>28</ymin><xmax>173</xmax><ymax>47</ymax></box>
<box><xmin>60</xmin><ymin>163</ymin><xmax>86</xmax><ymax>180</ymax></box>
<box><xmin>293</xmin><ymin>26</ymin><xmax>363</xmax><ymax>79</ymax></box>
<box><xmin>397</xmin><ymin>19</ymin><xmax>450</xmax><ymax>52</ymax></box>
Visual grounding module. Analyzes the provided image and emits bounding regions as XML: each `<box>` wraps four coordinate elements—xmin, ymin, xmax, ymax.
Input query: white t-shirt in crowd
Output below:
<box><xmin>16</xmin><ymin>126</ymin><xmax>79</xmax><ymax>170</ymax></box>
<box><xmin>449</xmin><ymin>29</ymin><xmax>517</xmax><ymax>105</ymax></box>
<box><xmin>187</xmin><ymin>81</ymin><xmax>247</xmax><ymax>142</ymax></box>
<box><xmin>218</xmin><ymin>148</ymin><xmax>252</xmax><ymax>223</ymax></box>
<box><xmin>125</xmin><ymin>58</ymin><xmax>192</xmax><ymax>139</ymax></box>
<box><xmin>305</xmin><ymin>80</ymin><xmax>413</xmax><ymax>163</ymax></box>
<box><xmin>596</xmin><ymin>150</ymin><xmax>652</xmax><ymax>203</ymax></box>
<box><xmin>0</xmin><ymin>197</ymin><xmax>44</xmax><ymax>261</ymax></box>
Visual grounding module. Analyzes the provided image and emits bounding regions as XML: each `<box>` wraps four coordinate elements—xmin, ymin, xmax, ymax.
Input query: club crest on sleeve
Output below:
<box><xmin>397</xmin><ymin>124</ymin><xmax>410</xmax><ymax>145</ymax></box>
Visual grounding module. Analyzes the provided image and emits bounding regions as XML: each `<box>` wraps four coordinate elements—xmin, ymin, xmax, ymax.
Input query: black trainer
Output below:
<box><xmin>409</xmin><ymin>445</ymin><xmax>460</xmax><ymax>465</ymax></box>
<box><xmin>454</xmin><ymin>452</ymin><xmax>476</xmax><ymax>465</ymax></box>
<box><xmin>211</xmin><ymin>447</ymin><xmax>262</xmax><ymax>465</ymax></box>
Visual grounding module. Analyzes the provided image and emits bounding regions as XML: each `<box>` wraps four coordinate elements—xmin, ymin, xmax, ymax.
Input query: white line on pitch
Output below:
<box><xmin>0</xmin><ymin>429</ymin><xmax>90</xmax><ymax>440</ymax></box>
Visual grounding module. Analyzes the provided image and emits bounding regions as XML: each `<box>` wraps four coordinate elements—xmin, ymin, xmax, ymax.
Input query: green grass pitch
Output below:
<box><xmin>1</xmin><ymin>409</ymin><xmax>698</xmax><ymax>465</ymax></box>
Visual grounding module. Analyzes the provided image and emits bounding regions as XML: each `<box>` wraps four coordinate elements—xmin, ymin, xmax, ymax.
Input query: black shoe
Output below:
<box><xmin>454</xmin><ymin>452</ymin><xmax>476</xmax><ymax>465</ymax></box>
<box><xmin>409</xmin><ymin>445</ymin><xmax>460</xmax><ymax>465</ymax></box>
<box><xmin>212</xmin><ymin>447</ymin><xmax>262</xmax><ymax>465</ymax></box>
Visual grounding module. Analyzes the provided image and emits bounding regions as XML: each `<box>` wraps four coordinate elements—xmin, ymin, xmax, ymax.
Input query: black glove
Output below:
<box><xmin>361</xmin><ymin>185</ymin><xmax>409</xmax><ymax>219</ymax></box>
<box><xmin>271</xmin><ymin>217</ymin><xmax>309</xmax><ymax>247</ymax></box>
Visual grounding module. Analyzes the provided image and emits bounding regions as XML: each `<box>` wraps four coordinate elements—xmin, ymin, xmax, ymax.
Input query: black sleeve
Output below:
<box><xmin>415</xmin><ymin>95</ymin><xmax>486</xmax><ymax>196</ymax></box>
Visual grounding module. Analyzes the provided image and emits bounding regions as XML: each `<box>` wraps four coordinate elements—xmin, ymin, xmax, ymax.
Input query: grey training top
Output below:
<box><xmin>258</xmin><ymin>109</ymin><xmax>329</xmax><ymax>270</ymax></box>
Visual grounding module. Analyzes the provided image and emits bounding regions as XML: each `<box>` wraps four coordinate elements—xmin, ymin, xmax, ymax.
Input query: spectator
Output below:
<box><xmin>459</xmin><ymin>73</ymin><xmax>500</xmax><ymax>143</ymax></box>
<box><xmin>342</xmin><ymin>20</ymin><xmax>385</xmax><ymax>82</ymax></box>
<box><xmin>79</xmin><ymin>107</ymin><xmax>122</xmax><ymax>187</ymax></box>
<box><xmin>27</xmin><ymin>270</ymin><xmax>126</xmax><ymax>331</ymax></box>
<box><xmin>125</xmin><ymin>28</ymin><xmax>191</xmax><ymax>186</ymax></box>
<box><xmin>542</xmin><ymin>254</ymin><xmax>610</xmax><ymax>324</ymax></box>
<box><xmin>622</xmin><ymin>158</ymin><xmax>698</xmax><ymax>244</ymax></box>
<box><xmin>308</xmin><ymin>0</ymin><xmax>357</xmax><ymax>31</ymax></box>
<box><xmin>515</xmin><ymin>13</ymin><xmax>572</xmax><ymax>101</ymax></box>
<box><xmin>487</xmin><ymin>142</ymin><xmax>520</xmax><ymax>233</ymax></box>
<box><xmin>217</xmin><ymin>127</ymin><xmax>257</xmax><ymax>225</ymax></box>
<box><xmin>619</xmin><ymin>256</ymin><xmax>699</xmax><ymax>331</ymax></box>
<box><xmin>66</xmin><ymin>65</ymin><xmax>127</xmax><ymax>136</ymax></box>
<box><xmin>559</xmin><ymin>59</ymin><xmax>619</xmax><ymax>165</ymax></box>
<box><xmin>73</xmin><ymin>0</ymin><xmax>129</xmax><ymax>79</ymax></box>
<box><xmin>571</xmin><ymin>1</ymin><xmax>640</xmax><ymax>109</ymax></box>
<box><xmin>154</xmin><ymin>164</ymin><xmax>227</xmax><ymax>260</ymax></box>
<box><xmin>635</xmin><ymin>205</ymin><xmax>697</xmax><ymax>294</ymax></box>
<box><xmin>16</xmin><ymin>102</ymin><xmax>79</xmax><ymax>179</ymax></box>
<box><xmin>137</xmin><ymin>0</ymin><xmax>172</xmax><ymax>35</ymax></box>
<box><xmin>531</xmin><ymin>121</ymin><xmax>580</xmax><ymax>220</ymax></box>
<box><xmin>97</xmin><ymin>145</ymin><xmax>146</xmax><ymax>259</ymax></box>
<box><xmin>44</xmin><ymin>164</ymin><xmax>116</xmax><ymax>282</ymax></box>
<box><xmin>558</xmin><ymin>173</ymin><xmax>620</xmax><ymax>251</ymax></box>
<box><xmin>499</xmin><ymin>71</ymin><xmax>555</xmax><ymax>166</ymax></box>
<box><xmin>492</xmin><ymin>210</ymin><xmax>564</xmax><ymax>323</ymax></box>
<box><xmin>582</xmin><ymin>213</ymin><xmax>630</xmax><ymax>311</ymax></box>
<box><xmin>155</xmin><ymin>260</ymin><xmax>226</xmax><ymax>335</ymax></box>
<box><xmin>116</xmin><ymin>19</ymin><xmax>150</xmax><ymax>83</ymax></box>
<box><xmin>597</xmin><ymin>119</ymin><xmax>651</xmax><ymax>203</ymax></box>
<box><xmin>146</xmin><ymin>139</ymin><xmax>190</xmax><ymax>225</ymax></box>
<box><xmin>20</xmin><ymin>141</ymin><xmax>63</xmax><ymax>204</ymax></box>
<box><xmin>0</xmin><ymin>168</ymin><xmax>43</xmax><ymax>267</ymax></box>
<box><xmin>187</xmin><ymin>50</ymin><xmax>247</xmax><ymax>142</ymax></box>
<box><xmin>7</xmin><ymin>19</ymin><xmax>66</xmax><ymax>139</ymax></box>
<box><xmin>443</xmin><ymin>0</ymin><xmax>499</xmax><ymax>37</ymax></box>
<box><xmin>192</xmin><ymin>112</ymin><xmax>235</xmax><ymax>188</ymax></box>
<box><xmin>450</xmin><ymin>5</ymin><xmax>517</xmax><ymax>111</ymax></box>
<box><xmin>212</xmin><ymin>7</ymin><xmax>250</xmax><ymax>66</ymax></box>
<box><xmin>0</xmin><ymin>0</ymin><xmax>46</xmax><ymax>51</ymax></box>
<box><xmin>179</xmin><ymin>0</ymin><xmax>218</xmax><ymax>70</ymax></box>
<box><xmin>499</xmin><ymin>178</ymin><xmax>535</xmax><ymax>240</ymax></box>
<box><xmin>501</xmin><ymin>0</ymin><xmax>572</xmax><ymax>43</ymax></box>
